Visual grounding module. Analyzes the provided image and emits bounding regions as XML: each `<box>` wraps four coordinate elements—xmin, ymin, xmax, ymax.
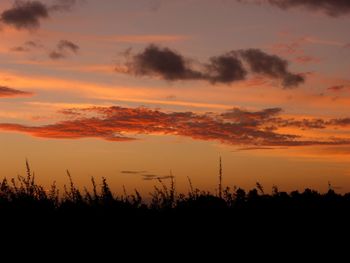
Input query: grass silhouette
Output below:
<box><xmin>1</xmin><ymin>160</ymin><xmax>349</xmax><ymax>251</ymax></box>
<box><xmin>1</xmin><ymin>160</ymin><xmax>349</xmax><ymax>217</ymax></box>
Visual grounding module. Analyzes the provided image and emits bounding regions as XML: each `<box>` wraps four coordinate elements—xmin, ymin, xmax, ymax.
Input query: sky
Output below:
<box><xmin>0</xmin><ymin>0</ymin><xmax>350</xmax><ymax>195</ymax></box>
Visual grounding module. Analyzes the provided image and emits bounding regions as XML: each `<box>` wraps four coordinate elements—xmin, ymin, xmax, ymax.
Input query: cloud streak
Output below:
<box><xmin>237</xmin><ymin>0</ymin><xmax>350</xmax><ymax>17</ymax></box>
<box><xmin>0</xmin><ymin>86</ymin><xmax>33</xmax><ymax>98</ymax></box>
<box><xmin>120</xmin><ymin>170</ymin><xmax>172</xmax><ymax>181</ymax></box>
<box><xmin>0</xmin><ymin>106</ymin><xmax>349</xmax><ymax>147</ymax></box>
<box><xmin>116</xmin><ymin>45</ymin><xmax>304</xmax><ymax>88</ymax></box>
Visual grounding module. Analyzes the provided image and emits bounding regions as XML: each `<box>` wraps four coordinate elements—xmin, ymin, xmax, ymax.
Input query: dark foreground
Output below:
<box><xmin>1</xmin><ymin>164</ymin><xmax>349</xmax><ymax>253</ymax></box>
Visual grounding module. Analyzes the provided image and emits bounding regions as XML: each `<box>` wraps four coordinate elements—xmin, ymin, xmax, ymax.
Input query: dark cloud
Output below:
<box><xmin>123</xmin><ymin>44</ymin><xmax>204</xmax><ymax>81</ymax></box>
<box><xmin>0</xmin><ymin>1</ymin><xmax>49</xmax><ymax>30</ymax></box>
<box><xmin>25</xmin><ymin>40</ymin><xmax>42</xmax><ymax>48</ymax></box>
<box><xmin>0</xmin><ymin>86</ymin><xmax>33</xmax><ymax>98</ymax></box>
<box><xmin>0</xmin><ymin>0</ymin><xmax>81</xmax><ymax>30</ymax></box>
<box><xmin>205</xmin><ymin>53</ymin><xmax>247</xmax><ymax>83</ymax></box>
<box><xmin>11</xmin><ymin>40</ymin><xmax>43</xmax><ymax>52</ymax></box>
<box><xmin>11</xmin><ymin>46</ymin><xmax>30</xmax><ymax>52</ymax></box>
<box><xmin>237</xmin><ymin>0</ymin><xmax>350</xmax><ymax>17</ymax></box>
<box><xmin>120</xmin><ymin>171</ymin><xmax>171</xmax><ymax>181</ymax></box>
<box><xmin>117</xmin><ymin>45</ymin><xmax>304</xmax><ymax>88</ymax></box>
<box><xmin>0</xmin><ymin>105</ymin><xmax>349</xmax><ymax>147</ymax></box>
<box><xmin>273</xmin><ymin>118</ymin><xmax>328</xmax><ymax>129</ymax></box>
<box><xmin>57</xmin><ymin>40</ymin><xmax>79</xmax><ymax>54</ymax></box>
<box><xmin>49</xmin><ymin>40</ymin><xmax>79</xmax><ymax>60</ymax></box>
<box><xmin>329</xmin><ymin>118</ymin><xmax>350</xmax><ymax>126</ymax></box>
<box><xmin>49</xmin><ymin>50</ymin><xmax>66</xmax><ymax>60</ymax></box>
<box><xmin>221</xmin><ymin>107</ymin><xmax>338</xmax><ymax>131</ymax></box>
<box><xmin>238</xmin><ymin>49</ymin><xmax>305</xmax><ymax>88</ymax></box>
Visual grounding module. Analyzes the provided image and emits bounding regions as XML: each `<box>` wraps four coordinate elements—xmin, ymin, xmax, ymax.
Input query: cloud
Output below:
<box><xmin>0</xmin><ymin>105</ymin><xmax>349</xmax><ymax>147</ymax></box>
<box><xmin>57</xmin><ymin>40</ymin><xmax>79</xmax><ymax>53</ymax></box>
<box><xmin>327</xmin><ymin>85</ymin><xmax>349</xmax><ymax>92</ymax></box>
<box><xmin>49</xmin><ymin>40</ymin><xmax>79</xmax><ymax>60</ymax></box>
<box><xmin>0</xmin><ymin>86</ymin><xmax>33</xmax><ymax>98</ymax></box>
<box><xmin>11</xmin><ymin>39</ymin><xmax>79</xmax><ymax>59</ymax></box>
<box><xmin>237</xmin><ymin>49</ymin><xmax>304</xmax><ymax>88</ymax></box>
<box><xmin>0</xmin><ymin>0</ymin><xmax>80</xmax><ymax>30</ymax></box>
<box><xmin>271</xmin><ymin>37</ymin><xmax>326</xmax><ymax>66</ymax></box>
<box><xmin>49</xmin><ymin>50</ymin><xmax>66</xmax><ymax>60</ymax></box>
<box><xmin>117</xmin><ymin>44</ymin><xmax>304</xmax><ymax>88</ymax></box>
<box><xmin>11</xmin><ymin>40</ymin><xmax>43</xmax><ymax>52</ymax></box>
<box><xmin>235</xmin><ymin>146</ymin><xmax>288</xmax><ymax>151</ymax></box>
<box><xmin>221</xmin><ymin>107</ymin><xmax>350</xmax><ymax>130</ymax></box>
<box><xmin>0</xmin><ymin>1</ymin><xmax>49</xmax><ymax>30</ymax></box>
<box><xmin>120</xmin><ymin>170</ymin><xmax>171</xmax><ymax>181</ymax></box>
<box><xmin>221</xmin><ymin>107</ymin><xmax>282</xmax><ymax>126</ymax></box>
<box><xmin>11</xmin><ymin>46</ymin><xmax>30</xmax><ymax>52</ymax></box>
<box><xmin>25</xmin><ymin>40</ymin><xmax>41</xmax><ymax>48</ymax></box>
<box><xmin>122</xmin><ymin>44</ymin><xmax>204</xmax><ymax>81</ymax></box>
<box><xmin>236</xmin><ymin>0</ymin><xmax>350</xmax><ymax>17</ymax></box>
<box><xmin>142</xmin><ymin>175</ymin><xmax>174</xmax><ymax>181</ymax></box>
<box><xmin>329</xmin><ymin>118</ymin><xmax>350</xmax><ymax>126</ymax></box>
<box><xmin>205</xmin><ymin>53</ymin><xmax>247</xmax><ymax>83</ymax></box>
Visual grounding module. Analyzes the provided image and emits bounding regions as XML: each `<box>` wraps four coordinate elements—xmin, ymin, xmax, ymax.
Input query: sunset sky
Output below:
<box><xmin>0</xmin><ymin>0</ymin><xmax>350</xmax><ymax>195</ymax></box>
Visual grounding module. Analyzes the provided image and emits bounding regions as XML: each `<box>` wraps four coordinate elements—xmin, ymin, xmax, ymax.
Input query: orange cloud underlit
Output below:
<box><xmin>0</xmin><ymin>106</ymin><xmax>349</xmax><ymax>147</ymax></box>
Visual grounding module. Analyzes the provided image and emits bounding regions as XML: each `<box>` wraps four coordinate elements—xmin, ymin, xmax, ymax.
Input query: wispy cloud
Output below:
<box><xmin>234</xmin><ymin>146</ymin><xmax>288</xmax><ymax>151</ymax></box>
<box><xmin>49</xmin><ymin>39</ymin><xmax>79</xmax><ymax>60</ymax></box>
<box><xmin>237</xmin><ymin>0</ymin><xmax>350</xmax><ymax>17</ymax></box>
<box><xmin>10</xmin><ymin>40</ymin><xmax>44</xmax><ymax>53</ymax></box>
<box><xmin>327</xmin><ymin>85</ymin><xmax>350</xmax><ymax>92</ymax></box>
<box><xmin>57</xmin><ymin>40</ymin><xmax>79</xmax><ymax>54</ymax></box>
<box><xmin>0</xmin><ymin>86</ymin><xmax>33</xmax><ymax>98</ymax></box>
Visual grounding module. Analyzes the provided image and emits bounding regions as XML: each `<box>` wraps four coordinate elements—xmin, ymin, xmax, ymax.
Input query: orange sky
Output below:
<box><xmin>0</xmin><ymin>0</ymin><xmax>350</xmax><ymax>195</ymax></box>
